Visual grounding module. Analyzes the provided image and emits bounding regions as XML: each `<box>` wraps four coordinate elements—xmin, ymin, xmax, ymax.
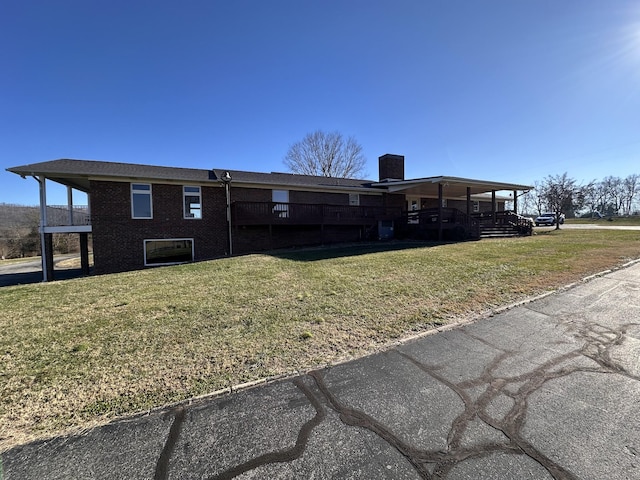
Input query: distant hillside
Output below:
<box><xmin>0</xmin><ymin>203</ymin><xmax>40</xmax><ymax>230</ymax></box>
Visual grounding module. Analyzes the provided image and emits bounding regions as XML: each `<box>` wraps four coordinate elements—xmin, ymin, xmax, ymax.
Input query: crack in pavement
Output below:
<box><xmin>207</xmin><ymin>377</ymin><xmax>326</xmax><ymax>480</ymax></box>
<box><xmin>154</xmin><ymin>406</ymin><xmax>186</xmax><ymax>480</ymax></box>
<box><xmin>151</xmin><ymin>317</ymin><xmax>639</xmax><ymax>479</ymax></box>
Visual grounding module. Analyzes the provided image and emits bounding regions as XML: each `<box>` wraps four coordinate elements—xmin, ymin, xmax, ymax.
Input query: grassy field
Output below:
<box><xmin>565</xmin><ymin>216</ymin><xmax>640</xmax><ymax>225</ymax></box>
<box><xmin>1</xmin><ymin>229</ymin><xmax>640</xmax><ymax>451</ymax></box>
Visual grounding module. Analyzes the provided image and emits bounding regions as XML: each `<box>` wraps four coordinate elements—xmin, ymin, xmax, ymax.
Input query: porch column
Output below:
<box><xmin>466</xmin><ymin>187</ymin><xmax>471</xmax><ymax>216</ymax></box>
<box><xmin>491</xmin><ymin>190</ymin><xmax>496</xmax><ymax>224</ymax></box>
<box><xmin>80</xmin><ymin>233</ymin><xmax>90</xmax><ymax>275</ymax></box>
<box><xmin>67</xmin><ymin>186</ymin><xmax>74</xmax><ymax>225</ymax></box>
<box><xmin>36</xmin><ymin>175</ymin><xmax>52</xmax><ymax>282</ymax></box>
<box><xmin>44</xmin><ymin>233</ymin><xmax>54</xmax><ymax>282</ymax></box>
<box><xmin>438</xmin><ymin>183</ymin><xmax>443</xmax><ymax>241</ymax></box>
<box><xmin>513</xmin><ymin>190</ymin><xmax>518</xmax><ymax>214</ymax></box>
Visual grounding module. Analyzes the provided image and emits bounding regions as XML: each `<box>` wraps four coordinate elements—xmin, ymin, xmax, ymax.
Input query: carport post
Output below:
<box><xmin>491</xmin><ymin>190</ymin><xmax>497</xmax><ymax>224</ymax></box>
<box><xmin>438</xmin><ymin>183</ymin><xmax>443</xmax><ymax>241</ymax></box>
<box><xmin>34</xmin><ymin>175</ymin><xmax>53</xmax><ymax>282</ymax></box>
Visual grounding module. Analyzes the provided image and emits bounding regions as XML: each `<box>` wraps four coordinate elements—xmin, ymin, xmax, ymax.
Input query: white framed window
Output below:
<box><xmin>441</xmin><ymin>198</ymin><xmax>447</xmax><ymax>208</ymax></box>
<box><xmin>349</xmin><ymin>193</ymin><xmax>360</xmax><ymax>206</ymax></box>
<box><xmin>131</xmin><ymin>183</ymin><xmax>152</xmax><ymax>219</ymax></box>
<box><xmin>473</xmin><ymin>201</ymin><xmax>480</xmax><ymax>213</ymax></box>
<box><xmin>183</xmin><ymin>186</ymin><xmax>202</xmax><ymax>219</ymax></box>
<box><xmin>272</xmin><ymin>189</ymin><xmax>289</xmax><ymax>218</ymax></box>
<box><xmin>144</xmin><ymin>238</ymin><xmax>194</xmax><ymax>266</ymax></box>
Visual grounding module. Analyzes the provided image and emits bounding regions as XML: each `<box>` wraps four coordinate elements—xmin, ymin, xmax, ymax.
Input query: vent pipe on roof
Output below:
<box><xmin>378</xmin><ymin>154</ymin><xmax>405</xmax><ymax>181</ymax></box>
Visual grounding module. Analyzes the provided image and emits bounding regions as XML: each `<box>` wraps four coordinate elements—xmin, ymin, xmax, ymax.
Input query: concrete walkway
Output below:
<box><xmin>2</xmin><ymin>262</ymin><xmax>640</xmax><ymax>479</ymax></box>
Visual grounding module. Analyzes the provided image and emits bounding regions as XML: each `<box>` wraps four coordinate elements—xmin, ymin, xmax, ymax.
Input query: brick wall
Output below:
<box><xmin>91</xmin><ymin>180</ymin><xmax>228</xmax><ymax>274</ymax></box>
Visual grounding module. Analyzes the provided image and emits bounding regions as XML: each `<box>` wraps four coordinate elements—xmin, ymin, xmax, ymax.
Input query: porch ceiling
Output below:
<box><xmin>373</xmin><ymin>176</ymin><xmax>533</xmax><ymax>198</ymax></box>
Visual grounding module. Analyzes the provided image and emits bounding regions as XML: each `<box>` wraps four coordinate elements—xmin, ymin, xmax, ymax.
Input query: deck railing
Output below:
<box><xmin>44</xmin><ymin>205</ymin><xmax>91</xmax><ymax>227</ymax></box>
<box><xmin>472</xmin><ymin>210</ymin><xmax>533</xmax><ymax>235</ymax></box>
<box><xmin>395</xmin><ymin>207</ymin><xmax>481</xmax><ymax>240</ymax></box>
<box><xmin>232</xmin><ymin>202</ymin><xmax>401</xmax><ymax>226</ymax></box>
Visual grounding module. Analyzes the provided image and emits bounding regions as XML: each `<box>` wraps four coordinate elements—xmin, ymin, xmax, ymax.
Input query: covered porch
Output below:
<box><xmin>372</xmin><ymin>175</ymin><xmax>533</xmax><ymax>241</ymax></box>
<box><xmin>15</xmin><ymin>174</ymin><xmax>91</xmax><ymax>281</ymax></box>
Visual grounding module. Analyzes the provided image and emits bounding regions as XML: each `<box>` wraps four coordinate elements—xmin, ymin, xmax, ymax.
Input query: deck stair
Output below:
<box><xmin>480</xmin><ymin>224</ymin><xmax>522</xmax><ymax>238</ymax></box>
<box><xmin>476</xmin><ymin>211</ymin><xmax>533</xmax><ymax>238</ymax></box>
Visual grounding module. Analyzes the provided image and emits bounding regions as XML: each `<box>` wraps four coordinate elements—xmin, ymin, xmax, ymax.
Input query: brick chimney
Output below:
<box><xmin>378</xmin><ymin>154</ymin><xmax>405</xmax><ymax>181</ymax></box>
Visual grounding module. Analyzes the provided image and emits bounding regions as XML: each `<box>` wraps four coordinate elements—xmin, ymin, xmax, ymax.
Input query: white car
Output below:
<box><xmin>535</xmin><ymin>212</ymin><xmax>565</xmax><ymax>226</ymax></box>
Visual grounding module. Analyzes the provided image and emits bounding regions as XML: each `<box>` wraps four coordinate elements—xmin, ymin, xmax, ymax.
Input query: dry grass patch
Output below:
<box><xmin>1</xmin><ymin>229</ymin><xmax>639</xmax><ymax>450</ymax></box>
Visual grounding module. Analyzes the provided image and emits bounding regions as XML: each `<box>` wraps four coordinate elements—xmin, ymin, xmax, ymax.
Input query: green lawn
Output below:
<box><xmin>565</xmin><ymin>216</ymin><xmax>640</xmax><ymax>226</ymax></box>
<box><xmin>1</xmin><ymin>229</ymin><xmax>640</xmax><ymax>450</ymax></box>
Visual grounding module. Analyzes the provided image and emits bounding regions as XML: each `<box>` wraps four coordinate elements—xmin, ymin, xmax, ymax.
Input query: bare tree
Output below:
<box><xmin>539</xmin><ymin>173</ymin><xmax>580</xmax><ymax>230</ymax></box>
<box><xmin>530</xmin><ymin>181</ymin><xmax>546</xmax><ymax>216</ymax></box>
<box><xmin>601</xmin><ymin>176</ymin><xmax>625</xmax><ymax>215</ymax></box>
<box><xmin>284</xmin><ymin>130</ymin><xmax>367</xmax><ymax>178</ymax></box>
<box><xmin>519</xmin><ymin>187</ymin><xmax>540</xmax><ymax>216</ymax></box>
<box><xmin>622</xmin><ymin>174</ymin><xmax>639</xmax><ymax>216</ymax></box>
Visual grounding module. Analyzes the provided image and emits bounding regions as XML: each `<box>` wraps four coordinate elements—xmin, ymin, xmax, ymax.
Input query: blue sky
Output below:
<box><xmin>2</xmin><ymin>0</ymin><xmax>640</xmax><ymax>206</ymax></box>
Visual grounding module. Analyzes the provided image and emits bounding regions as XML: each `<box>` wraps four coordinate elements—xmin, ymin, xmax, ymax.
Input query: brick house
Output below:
<box><xmin>7</xmin><ymin>154</ymin><xmax>532</xmax><ymax>280</ymax></box>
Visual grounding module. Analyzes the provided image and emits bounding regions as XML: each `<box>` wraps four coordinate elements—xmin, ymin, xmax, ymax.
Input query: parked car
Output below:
<box><xmin>535</xmin><ymin>212</ymin><xmax>565</xmax><ymax>226</ymax></box>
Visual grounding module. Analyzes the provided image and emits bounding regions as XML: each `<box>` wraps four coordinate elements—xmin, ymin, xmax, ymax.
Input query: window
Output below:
<box><xmin>183</xmin><ymin>186</ymin><xmax>202</xmax><ymax>219</ymax></box>
<box><xmin>272</xmin><ymin>189</ymin><xmax>289</xmax><ymax>218</ymax></box>
<box><xmin>441</xmin><ymin>198</ymin><xmax>447</xmax><ymax>208</ymax></box>
<box><xmin>144</xmin><ymin>239</ymin><xmax>194</xmax><ymax>266</ymax></box>
<box><xmin>349</xmin><ymin>193</ymin><xmax>360</xmax><ymax>206</ymax></box>
<box><xmin>131</xmin><ymin>183</ymin><xmax>152</xmax><ymax>219</ymax></box>
<box><xmin>473</xmin><ymin>201</ymin><xmax>480</xmax><ymax>213</ymax></box>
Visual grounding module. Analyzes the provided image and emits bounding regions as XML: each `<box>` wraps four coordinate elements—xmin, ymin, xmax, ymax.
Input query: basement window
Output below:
<box><xmin>144</xmin><ymin>239</ymin><xmax>194</xmax><ymax>266</ymax></box>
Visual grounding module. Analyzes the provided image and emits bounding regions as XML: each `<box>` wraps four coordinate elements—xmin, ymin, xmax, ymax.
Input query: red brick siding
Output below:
<box><xmin>90</xmin><ymin>180</ymin><xmax>228</xmax><ymax>274</ymax></box>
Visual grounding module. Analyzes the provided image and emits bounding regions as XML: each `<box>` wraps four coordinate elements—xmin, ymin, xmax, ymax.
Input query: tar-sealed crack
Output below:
<box><xmin>207</xmin><ymin>378</ymin><xmax>326</xmax><ymax>480</ymax></box>
<box><xmin>153</xmin><ymin>316</ymin><xmax>639</xmax><ymax>479</ymax></box>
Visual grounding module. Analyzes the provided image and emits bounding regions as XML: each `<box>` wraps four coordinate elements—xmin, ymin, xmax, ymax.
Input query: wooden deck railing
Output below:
<box><xmin>232</xmin><ymin>202</ymin><xmax>402</xmax><ymax>226</ymax></box>
<box><xmin>472</xmin><ymin>210</ymin><xmax>533</xmax><ymax>235</ymax></box>
<box><xmin>398</xmin><ymin>207</ymin><xmax>481</xmax><ymax>240</ymax></box>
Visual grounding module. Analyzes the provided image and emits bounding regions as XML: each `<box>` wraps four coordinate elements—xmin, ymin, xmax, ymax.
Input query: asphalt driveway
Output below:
<box><xmin>2</xmin><ymin>261</ymin><xmax>640</xmax><ymax>479</ymax></box>
<box><xmin>0</xmin><ymin>254</ymin><xmax>88</xmax><ymax>286</ymax></box>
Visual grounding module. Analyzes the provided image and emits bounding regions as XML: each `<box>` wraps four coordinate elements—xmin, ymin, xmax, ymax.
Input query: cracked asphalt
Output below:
<box><xmin>2</xmin><ymin>262</ymin><xmax>640</xmax><ymax>479</ymax></box>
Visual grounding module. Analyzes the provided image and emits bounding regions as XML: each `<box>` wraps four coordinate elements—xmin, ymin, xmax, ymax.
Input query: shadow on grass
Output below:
<box><xmin>0</xmin><ymin>268</ymin><xmax>91</xmax><ymax>288</ymax></box>
<box><xmin>269</xmin><ymin>240</ymin><xmax>443</xmax><ymax>262</ymax></box>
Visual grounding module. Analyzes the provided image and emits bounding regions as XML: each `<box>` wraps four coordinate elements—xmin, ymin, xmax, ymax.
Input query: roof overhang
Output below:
<box><xmin>371</xmin><ymin>176</ymin><xmax>533</xmax><ymax>198</ymax></box>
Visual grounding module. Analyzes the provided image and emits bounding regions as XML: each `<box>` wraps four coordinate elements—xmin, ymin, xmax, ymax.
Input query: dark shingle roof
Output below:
<box><xmin>7</xmin><ymin>159</ymin><xmax>376</xmax><ymax>192</ymax></box>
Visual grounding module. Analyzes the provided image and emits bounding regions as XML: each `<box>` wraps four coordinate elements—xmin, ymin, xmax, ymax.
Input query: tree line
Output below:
<box><xmin>519</xmin><ymin>173</ymin><xmax>640</xmax><ymax>220</ymax></box>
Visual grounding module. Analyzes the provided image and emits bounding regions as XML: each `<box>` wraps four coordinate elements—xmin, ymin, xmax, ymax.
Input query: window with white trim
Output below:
<box><xmin>272</xmin><ymin>189</ymin><xmax>289</xmax><ymax>218</ymax></box>
<box><xmin>473</xmin><ymin>201</ymin><xmax>480</xmax><ymax>213</ymax></box>
<box><xmin>131</xmin><ymin>183</ymin><xmax>152</xmax><ymax>219</ymax></box>
<box><xmin>144</xmin><ymin>239</ymin><xmax>194</xmax><ymax>266</ymax></box>
<box><xmin>183</xmin><ymin>186</ymin><xmax>202</xmax><ymax>219</ymax></box>
<box><xmin>349</xmin><ymin>193</ymin><xmax>360</xmax><ymax>206</ymax></box>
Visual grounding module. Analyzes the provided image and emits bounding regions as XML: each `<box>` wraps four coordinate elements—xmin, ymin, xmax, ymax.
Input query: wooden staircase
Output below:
<box><xmin>476</xmin><ymin>211</ymin><xmax>533</xmax><ymax>238</ymax></box>
<box><xmin>480</xmin><ymin>224</ymin><xmax>522</xmax><ymax>238</ymax></box>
